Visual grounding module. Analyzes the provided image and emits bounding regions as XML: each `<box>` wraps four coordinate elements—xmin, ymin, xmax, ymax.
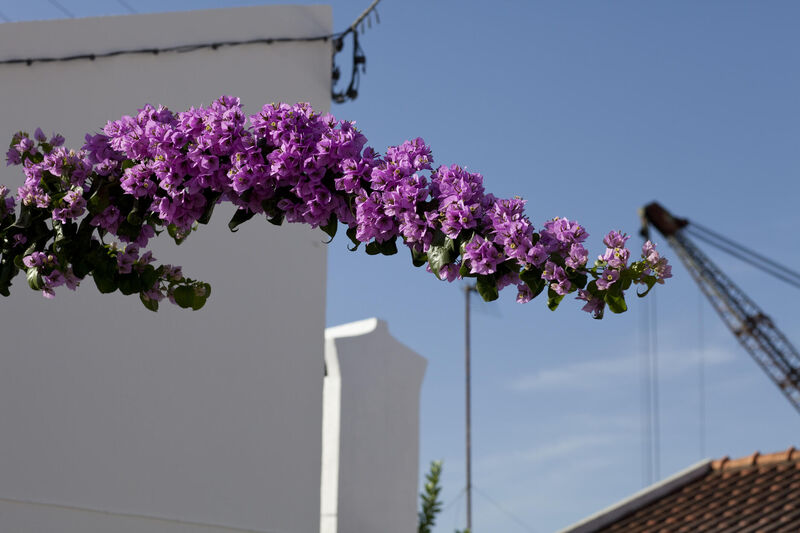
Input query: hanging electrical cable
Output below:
<box><xmin>0</xmin><ymin>0</ymin><xmax>383</xmax><ymax>104</ymax></box>
<box><xmin>473</xmin><ymin>485</ymin><xmax>539</xmax><ymax>533</ymax></box>
<box><xmin>331</xmin><ymin>0</ymin><xmax>381</xmax><ymax>103</ymax></box>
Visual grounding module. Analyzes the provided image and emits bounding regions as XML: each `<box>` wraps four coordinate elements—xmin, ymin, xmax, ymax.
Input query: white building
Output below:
<box><xmin>0</xmin><ymin>6</ymin><xmax>425</xmax><ymax>533</ymax></box>
<box><xmin>322</xmin><ymin>319</ymin><xmax>427</xmax><ymax>533</ymax></box>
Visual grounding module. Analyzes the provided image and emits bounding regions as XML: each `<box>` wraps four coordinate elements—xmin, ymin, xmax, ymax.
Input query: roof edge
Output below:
<box><xmin>324</xmin><ymin>317</ymin><xmax>385</xmax><ymax>340</ymax></box>
<box><xmin>558</xmin><ymin>458</ymin><xmax>712</xmax><ymax>533</ymax></box>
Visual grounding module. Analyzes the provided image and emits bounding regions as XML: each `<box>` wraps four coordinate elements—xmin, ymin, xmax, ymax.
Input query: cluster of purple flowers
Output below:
<box><xmin>1</xmin><ymin>96</ymin><xmax>669</xmax><ymax>315</ymax></box>
<box><xmin>20</xmin><ymin>250</ymin><xmax>79</xmax><ymax>298</ymax></box>
<box><xmin>0</xmin><ymin>185</ymin><xmax>15</xmax><ymax>218</ymax></box>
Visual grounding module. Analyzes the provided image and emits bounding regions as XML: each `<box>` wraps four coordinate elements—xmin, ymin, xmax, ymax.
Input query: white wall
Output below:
<box><xmin>321</xmin><ymin>318</ymin><xmax>427</xmax><ymax>533</ymax></box>
<box><xmin>0</xmin><ymin>6</ymin><xmax>331</xmax><ymax>533</ymax></box>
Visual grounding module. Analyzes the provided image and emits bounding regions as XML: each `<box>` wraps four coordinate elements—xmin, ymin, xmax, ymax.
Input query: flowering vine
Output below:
<box><xmin>0</xmin><ymin>96</ymin><xmax>670</xmax><ymax>316</ymax></box>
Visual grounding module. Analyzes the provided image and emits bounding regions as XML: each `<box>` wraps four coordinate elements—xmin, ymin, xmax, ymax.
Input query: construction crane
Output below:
<box><xmin>640</xmin><ymin>202</ymin><xmax>800</xmax><ymax>415</ymax></box>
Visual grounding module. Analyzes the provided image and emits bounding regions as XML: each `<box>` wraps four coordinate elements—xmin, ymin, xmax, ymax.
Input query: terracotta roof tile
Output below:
<box><xmin>573</xmin><ymin>448</ymin><xmax>800</xmax><ymax>533</ymax></box>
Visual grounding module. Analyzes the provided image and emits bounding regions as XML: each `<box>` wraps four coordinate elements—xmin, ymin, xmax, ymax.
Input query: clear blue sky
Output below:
<box><xmin>3</xmin><ymin>1</ymin><xmax>800</xmax><ymax>531</ymax></box>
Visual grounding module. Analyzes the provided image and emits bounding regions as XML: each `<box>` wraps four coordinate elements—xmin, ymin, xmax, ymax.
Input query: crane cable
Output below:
<box><xmin>639</xmin><ymin>228</ymin><xmax>661</xmax><ymax>485</ymax></box>
<box><xmin>698</xmin><ymin>290</ymin><xmax>707</xmax><ymax>458</ymax></box>
<box><xmin>651</xmin><ymin>290</ymin><xmax>661</xmax><ymax>481</ymax></box>
<box><xmin>639</xmin><ymin>251</ymin><xmax>662</xmax><ymax>484</ymax></box>
<box><xmin>685</xmin><ymin>222</ymin><xmax>800</xmax><ymax>290</ymax></box>
<box><xmin>639</xmin><ymin>296</ymin><xmax>653</xmax><ymax>487</ymax></box>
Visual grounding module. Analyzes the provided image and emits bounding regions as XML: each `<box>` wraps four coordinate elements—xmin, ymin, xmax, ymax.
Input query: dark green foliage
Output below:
<box><xmin>418</xmin><ymin>460</ymin><xmax>443</xmax><ymax>533</ymax></box>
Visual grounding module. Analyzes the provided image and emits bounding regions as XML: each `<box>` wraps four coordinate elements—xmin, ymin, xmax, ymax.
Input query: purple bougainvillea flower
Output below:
<box><xmin>0</xmin><ymin>97</ymin><xmax>668</xmax><ymax>311</ymax></box>
<box><xmin>596</xmin><ymin>269</ymin><xmax>620</xmax><ymax>290</ymax></box>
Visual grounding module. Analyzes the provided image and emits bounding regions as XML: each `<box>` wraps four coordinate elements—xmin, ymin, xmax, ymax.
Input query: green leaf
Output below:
<box><xmin>498</xmin><ymin>258</ymin><xmax>521</xmax><ymax>273</ymax></box>
<box><xmin>569</xmin><ymin>271</ymin><xmax>588</xmax><ymax>290</ymax></box>
<box><xmin>637</xmin><ymin>276</ymin><xmax>658</xmax><ymax>298</ymax></box>
<box><xmin>410</xmin><ymin>247</ymin><xmax>427</xmax><ymax>267</ymax></box>
<box><xmin>26</xmin><ymin>267</ymin><xmax>43</xmax><ymax>290</ymax></box>
<box><xmin>140</xmin><ymin>292</ymin><xmax>159</xmax><ymax>312</ymax></box>
<box><xmin>605</xmin><ymin>292</ymin><xmax>628</xmax><ymax>314</ymax></box>
<box><xmin>0</xmin><ymin>259</ymin><xmax>16</xmax><ymax>286</ymax></box>
<box><xmin>140</xmin><ymin>265</ymin><xmax>159</xmax><ymax>291</ymax></box>
<box><xmin>172</xmin><ymin>285</ymin><xmax>195</xmax><ymax>309</ymax></box>
<box><xmin>548</xmin><ymin>253</ymin><xmax>566</xmax><ymax>268</ymax></box>
<box><xmin>621</xmin><ymin>271</ymin><xmax>633</xmax><ymax>291</ymax></box>
<box><xmin>364</xmin><ymin>241</ymin><xmax>382</xmax><ymax>255</ymax></box>
<box><xmin>116</xmin><ymin>220</ymin><xmax>140</xmax><ymax>241</ymax></box>
<box><xmin>198</xmin><ymin>191</ymin><xmax>223</xmax><ymax>225</ymax></box>
<box><xmin>167</xmin><ymin>224</ymin><xmax>190</xmax><ymax>245</ymax></box>
<box><xmin>93</xmin><ymin>269</ymin><xmax>117</xmax><ymax>294</ymax></box>
<box><xmin>547</xmin><ymin>287</ymin><xmax>564</xmax><ymax>311</ymax></box>
<box><xmin>72</xmin><ymin>258</ymin><xmax>91</xmax><ymax>279</ymax></box>
<box><xmin>87</xmin><ymin>188</ymin><xmax>109</xmax><ymax>213</ymax></box>
<box><xmin>12</xmin><ymin>205</ymin><xmax>33</xmax><ymax>229</ymax></box>
<box><xmin>190</xmin><ymin>283</ymin><xmax>211</xmax><ymax>310</ymax></box>
<box><xmin>118</xmin><ymin>273</ymin><xmax>141</xmax><ymax>295</ymax></box>
<box><xmin>476</xmin><ymin>274</ymin><xmax>499</xmax><ymax>302</ymax></box>
<box><xmin>520</xmin><ymin>267</ymin><xmax>546</xmax><ymax>299</ymax></box>
<box><xmin>586</xmin><ymin>279</ymin><xmax>599</xmax><ymax>296</ymax></box>
<box><xmin>379</xmin><ymin>238</ymin><xmax>398</xmax><ymax>256</ymax></box>
<box><xmin>228</xmin><ymin>208</ymin><xmax>255</xmax><ymax>232</ymax></box>
<box><xmin>426</xmin><ymin>235</ymin><xmax>455</xmax><ymax>277</ymax></box>
<box><xmin>346</xmin><ymin>226</ymin><xmax>360</xmax><ymax>251</ymax></box>
<box><xmin>53</xmin><ymin>221</ymin><xmax>70</xmax><ymax>251</ymax></box>
<box><xmin>126</xmin><ymin>210</ymin><xmax>143</xmax><ymax>226</ymax></box>
<box><xmin>518</xmin><ymin>267</ymin><xmax>542</xmax><ymax>286</ymax></box>
<box><xmin>267</xmin><ymin>213</ymin><xmax>285</xmax><ymax>226</ymax></box>
<box><xmin>608</xmin><ymin>276</ymin><xmax>624</xmax><ymax>297</ymax></box>
<box><xmin>320</xmin><ymin>216</ymin><xmax>338</xmax><ymax>243</ymax></box>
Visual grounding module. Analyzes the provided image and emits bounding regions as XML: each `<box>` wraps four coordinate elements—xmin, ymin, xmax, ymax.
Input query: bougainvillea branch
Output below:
<box><xmin>1</xmin><ymin>96</ymin><xmax>670</xmax><ymax>316</ymax></box>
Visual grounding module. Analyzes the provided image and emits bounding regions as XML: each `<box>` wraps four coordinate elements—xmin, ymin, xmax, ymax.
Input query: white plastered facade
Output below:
<box><xmin>0</xmin><ymin>6</ymin><xmax>331</xmax><ymax>533</ymax></box>
<box><xmin>321</xmin><ymin>318</ymin><xmax>427</xmax><ymax>533</ymax></box>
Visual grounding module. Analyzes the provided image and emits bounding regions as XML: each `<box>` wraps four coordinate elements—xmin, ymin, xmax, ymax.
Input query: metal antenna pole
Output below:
<box><xmin>465</xmin><ymin>284</ymin><xmax>475</xmax><ymax>532</ymax></box>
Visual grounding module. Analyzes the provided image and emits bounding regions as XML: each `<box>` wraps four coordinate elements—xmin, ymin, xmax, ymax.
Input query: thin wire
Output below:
<box><xmin>331</xmin><ymin>0</ymin><xmax>381</xmax><ymax>103</ymax></box>
<box><xmin>698</xmin><ymin>289</ymin><xmax>706</xmax><ymax>458</ymax></box>
<box><xmin>2</xmin><ymin>0</ymin><xmax>380</xmax><ymax>105</ymax></box>
<box><xmin>47</xmin><ymin>0</ymin><xmax>75</xmax><ymax>18</ymax></box>
<box><xmin>651</xmin><ymin>290</ymin><xmax>661</xmax><ymax>481</ymax></box>
<box><xmin>464</xmin><ymin>284</ymin><xmax>474</xmax><ymax>533</ymax></box>
<box><xmin>347</xmin><ymin>0</ymin><xmax>381</xmax><ymax>32</ymax></box>
<box><xmin>639</xmin><ymin>290</ymin><xmax>653</xmax><ymax>487</ymax></box>
<box><xmin>0</xmin><ymin>34</ymin><xmax>333</xmax><ymax>66</ymax></box>
<box><xmin>473</xmin><ymin>485</ymin><xmax>539</xmax><ymax>533</ymax></box>
<box><xmin>453</xmin><ymin>490</ymin><xmax>464</xmax><ymax>532</ymax></box>
<box><xmin>443</xmin><ymin>487</ymin><xmax>466</xmax><ymax>512</ymax></box>
<box><xmin>0</xmin><ymin>0</ymin><xmax>377</xmax><ymax>67</ymax></box>
<box><xmin>686</xmin><ymin>224</ymin><xmax>800</xmax><ymax>290</ymax></box>
<box><xmin>116</xmin><ymin>0</ymin><xmax>137</xmax><ymax>14</ymax></box>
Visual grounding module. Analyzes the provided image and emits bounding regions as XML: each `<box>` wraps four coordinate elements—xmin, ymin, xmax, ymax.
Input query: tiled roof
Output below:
<box><xmin>561</xmin><ymin>447</ymin><xmax>800</xmax><ymax>533</ymax></box>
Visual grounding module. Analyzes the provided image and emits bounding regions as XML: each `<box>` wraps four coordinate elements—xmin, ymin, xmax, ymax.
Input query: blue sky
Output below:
<box><xmin>3</xmin><ymin>1</ymin><xmax>800</xmax><ymax>531</ymax></box>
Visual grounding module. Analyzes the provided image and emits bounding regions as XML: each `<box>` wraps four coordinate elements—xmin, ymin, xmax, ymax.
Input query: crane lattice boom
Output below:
<box><xmin>642</xmin><ymin>202</ymin><xmax>800</xmax><ymax>415</ymax></box>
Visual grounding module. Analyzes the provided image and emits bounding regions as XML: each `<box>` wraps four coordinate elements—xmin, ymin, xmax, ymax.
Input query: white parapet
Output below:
<box><xmin>321</xmin><ymin>318</ymin><xmax>428</xmax><ymax>533</ymax></box>
<box><xmin>0</xmin><ymin>6</ymin><xmax>330</xmax><ymax>533</ymax></box>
